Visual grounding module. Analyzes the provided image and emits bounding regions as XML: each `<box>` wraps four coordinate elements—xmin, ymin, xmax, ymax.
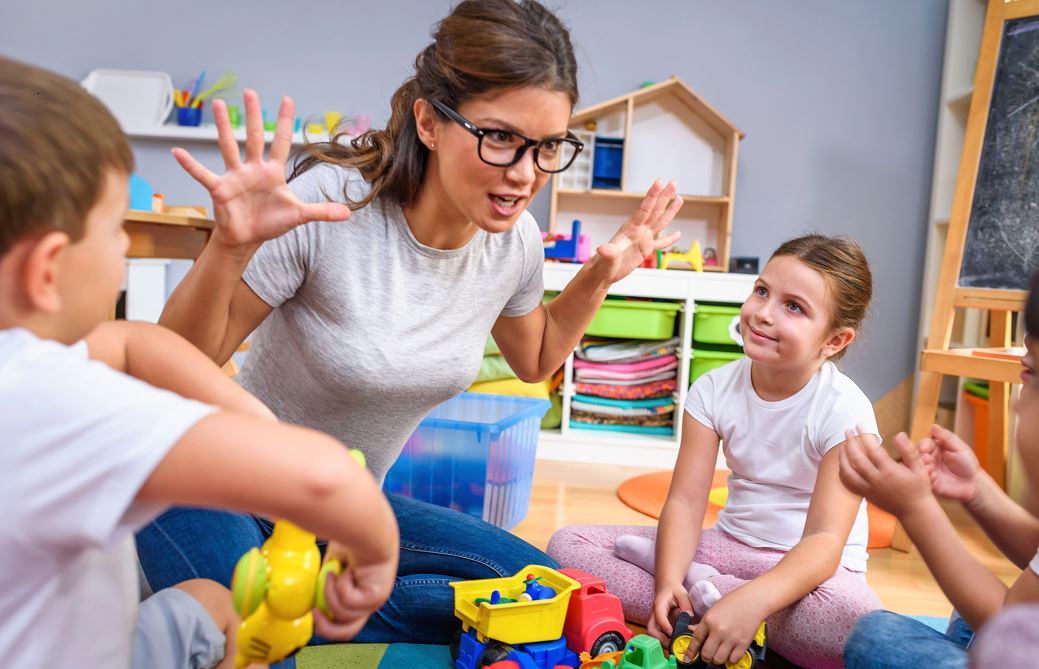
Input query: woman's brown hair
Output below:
<box><xmin>291</xmin><ymin>0</ymin><xmax>578</xmax><ymax>209</ymax></box>
<box><xmin>770</xmin><ymin>234</ymin><xmax>873</xmax><ymax>361</ymax></box>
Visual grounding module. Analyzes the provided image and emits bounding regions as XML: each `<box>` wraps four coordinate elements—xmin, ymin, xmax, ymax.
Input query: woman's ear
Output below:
<box><xmin>21</xmin><ymin>231</ymin><xmax>70</xmax><ymax>314</ymax></box>
<box><xmin>821</xmin><ymin>326</ymin><xmax>856</xmax><ymax>359</ymax></box>
<box><xmin>413</xmin><ymin>98</ymin><xmax>440</xmax><ymax>151</ymax></box>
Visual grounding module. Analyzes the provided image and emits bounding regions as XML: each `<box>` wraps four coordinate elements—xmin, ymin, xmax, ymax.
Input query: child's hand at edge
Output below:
<box><xmin>838</xmin><ymin>426</ymin><xmax>933</xmax><ymax>519</ymax></box>
<box><xmin>313</xmin><ymin>541</ymin><xmax>397</xmax><ymax>640</ymax></box>
<box><xmin>919</xmin><ymin>424</ymin><xmax>982</xmax><ymax>504</ymax></box>
<box><xmin>684</xmin><ymin>587</ymin><xmax>765</xmax><ymax>666</ymax></box>
<box><xmin>646</xmin><ymin>582</ymin><xmax>693</xmax><ymax>646</ymax></box>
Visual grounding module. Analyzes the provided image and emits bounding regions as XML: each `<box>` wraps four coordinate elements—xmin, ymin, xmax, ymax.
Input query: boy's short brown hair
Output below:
<box><xmin>0</xmin><ymin>56</ymin><xmax>134</xmax><ymax>256</ymax></box>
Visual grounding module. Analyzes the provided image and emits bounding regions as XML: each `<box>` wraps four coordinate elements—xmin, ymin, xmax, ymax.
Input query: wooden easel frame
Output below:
<box><xmin>896</xmin><ymin>0</ymin><xmax>1037</xmax><ymax>551</ymax></box>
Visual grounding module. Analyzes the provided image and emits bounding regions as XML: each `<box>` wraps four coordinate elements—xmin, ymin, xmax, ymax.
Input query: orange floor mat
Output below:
<box><xmin>617</xmin><ymin>469</ymin><xmax>896</xmax><ymax>549</ymax></box>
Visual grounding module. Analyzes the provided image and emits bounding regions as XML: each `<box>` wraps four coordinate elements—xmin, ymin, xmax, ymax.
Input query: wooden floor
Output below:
<box><xmin>512</xmin><ymin>460</ymin><xmax>1021</xmax><ymax>618</ymax></box>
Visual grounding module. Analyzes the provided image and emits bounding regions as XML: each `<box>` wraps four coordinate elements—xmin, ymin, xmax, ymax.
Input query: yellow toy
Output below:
<box><xmin>230</xmin><ymin>450</ymin><xmax>365</xmax><ymax>668</ymax></box>
<box><xmin>660</xmin><ymin>240</ymin><xmax>704</xmax><ymax>272</ymax></box>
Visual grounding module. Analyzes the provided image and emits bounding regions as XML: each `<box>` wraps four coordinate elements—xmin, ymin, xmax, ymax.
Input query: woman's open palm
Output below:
<box><xmin>594</xmin><ymin>180</ymin><xmax>683</xmax><ymax>283</ymax></box>
<box><xmin>171</xmin><ymin>89</ymin><xmax>352</xmax><ymax>249</ymax></box>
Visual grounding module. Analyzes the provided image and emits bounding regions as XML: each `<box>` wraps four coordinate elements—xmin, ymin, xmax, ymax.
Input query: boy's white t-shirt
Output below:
<box><xmin>685</xmin><ymin>357</ymin><xmax>879</xmax><ymax>572</ymax></box>
<box><xmin>0</xmin><ymin>328</ymin><xmax>215</xmax><ymax>668</ymax></box>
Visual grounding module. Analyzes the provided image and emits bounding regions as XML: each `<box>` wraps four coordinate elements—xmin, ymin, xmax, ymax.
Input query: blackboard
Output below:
<box><xmin>959</xmin><ymin>17</ymin><xmax>1039</xmax><ymax>290</ymax></box>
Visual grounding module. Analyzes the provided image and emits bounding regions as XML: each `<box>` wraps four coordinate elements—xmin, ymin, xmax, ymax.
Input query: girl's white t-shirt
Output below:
<box><xmin>685</xmin><ymin>357</ymin><xmax>879</xmax><ymax>571</ymax></box>
<box><xmin>1030</xmin><ymin>549</ymin><xmax>1039</xmax><ymax>576</ymax></box>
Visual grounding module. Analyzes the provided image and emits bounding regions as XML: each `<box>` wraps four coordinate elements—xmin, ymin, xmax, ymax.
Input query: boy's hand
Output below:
<box><xmin>838</xmin><ymin>427</ymin><xmax>933</xmax><ymax>519</ymax></box>
<box><xmin>313</xmin><ymin>541</ymin><xmax>397</xmax><ymax>640</ymax></box>
<box><xmin>919</xmin><ymin>424</ymin><xmax>982</xmax><ymax>504</ymax></box>
<box><xmin>647</xmin><ymin>582</ymin><xmax>693</xmax><ymax>645</ymax></box>
<box><xmin>171</xmin><ymin>89</ymin><xmax>352</xmax><ymax>253</ymax></box>
<box><xmin>684</xmin><ymin>588</ymin><xmax>764</xmax><ymax>666</ymax></box>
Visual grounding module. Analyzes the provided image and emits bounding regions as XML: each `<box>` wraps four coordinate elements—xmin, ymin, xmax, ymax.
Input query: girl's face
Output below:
<box><xmin>1014</xmin><ymin>334</ymin><xmax>1039</xmax><ymax>489</ymax></box>
<box><xmin>429</xmin><ymin>85</ymin><xmax>572</xmax><ymax>234</ymax></box>
<box><xmin>740</xmin><ymin>255</ymin><xmax>852</xmax><ymax>371</ymax></box>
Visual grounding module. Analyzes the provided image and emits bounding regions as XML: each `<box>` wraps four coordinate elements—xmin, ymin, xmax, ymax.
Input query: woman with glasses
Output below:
<box><xmin>138</xmin><ymin>0</ymin><xmax>682</xmax><ymax>650</ymax></box>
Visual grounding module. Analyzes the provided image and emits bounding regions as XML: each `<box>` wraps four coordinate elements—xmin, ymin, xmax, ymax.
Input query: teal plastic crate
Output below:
<box><xmin>384</xmin><ymin>393</ymin><xmax>550</xmax><ymax>529</ymax></box>
<box><xmin>585</xmin><ymin>300</ymin><xmax>682</xmax><ymax>340</ymax></box>
<box><xmin>690</xmin><ymin>348</ymin><xmax>745</xmax><ymax>384</ymax></box>
<box><xmin>693</xmin><ymin>304</ymin><xmax>743</xmax><ymax>346</ymax></box>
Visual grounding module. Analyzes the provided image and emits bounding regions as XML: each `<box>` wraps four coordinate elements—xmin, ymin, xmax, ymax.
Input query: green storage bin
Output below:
<box><xmin>692</xmin><ymin>304</ymin><xmax>743</xmax><ymax>346</ymax></box>
<box><xmin>690</xmin><ymin>348</ymin><xmax>745</xmax><ymax>384</ymax></box>
<box><xmin>585</xmin><ymin>300</ymin><xmax>682</xmax><ymax>340</ymax></box>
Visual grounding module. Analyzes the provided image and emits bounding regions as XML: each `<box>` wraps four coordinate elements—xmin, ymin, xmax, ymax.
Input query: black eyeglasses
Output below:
<box><xmin>429</xmin><ymin>99</ymin><xmax>584</xmax><ymax>173</ymax></box>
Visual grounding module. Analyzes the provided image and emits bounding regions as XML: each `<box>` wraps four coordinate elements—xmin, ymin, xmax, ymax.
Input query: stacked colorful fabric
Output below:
<box><xmin>570</xmin><ymin>337</ymin><xmax>679</xmax><ymax>435</ymax></box>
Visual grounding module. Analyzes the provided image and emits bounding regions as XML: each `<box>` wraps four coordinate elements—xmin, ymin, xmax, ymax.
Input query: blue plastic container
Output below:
<box><xmin>384</xmin><ymin>393</ymin><xmax>551</xmax><ymax>529</ymax></box>
<box><xmin>591</xmin><ymin>137</ymin><xmax>624</xmax><ymax>189</ymax></box>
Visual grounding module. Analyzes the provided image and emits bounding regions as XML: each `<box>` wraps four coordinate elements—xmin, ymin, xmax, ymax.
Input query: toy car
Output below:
<box><xmin>450</xmin><ymin>565</ymin><xmax>632</xmax><ymax>669</ymax></box>
<box><xmin>669</xmin><ymin>612</ymin><xmax>766</xmax><ymax>669</ymax></box>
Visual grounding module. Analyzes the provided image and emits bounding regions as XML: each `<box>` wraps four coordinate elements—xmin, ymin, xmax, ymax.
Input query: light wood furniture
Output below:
<box><xmin>125</xmin><ymin>209</ymin><xmax>213</xmax><ymax>259</ymax></box>
<box><xmin>549</xmin><ymin>77</ymin><xmax>744</xmax><ymax>271</ymax></box>
<box><xmin>900</xmin><ymin>0</ymin><xmax>1037</xmax><ymax>551</ymax></box>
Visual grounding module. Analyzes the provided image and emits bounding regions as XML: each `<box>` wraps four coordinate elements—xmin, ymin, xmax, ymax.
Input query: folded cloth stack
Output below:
<box><xmin>571</xmin><ymin>337</ymin><xmax>679</xmax><ymax>435</ymax></box>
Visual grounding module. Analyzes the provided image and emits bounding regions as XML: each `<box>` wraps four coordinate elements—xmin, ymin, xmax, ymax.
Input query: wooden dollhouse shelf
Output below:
<box><xmin>920</xmin><ymin>347</ymin><xmax>1024</xmax><ymax>385</ymax></box>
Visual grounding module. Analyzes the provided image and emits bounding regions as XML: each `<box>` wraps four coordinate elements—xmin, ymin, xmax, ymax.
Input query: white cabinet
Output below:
<box><xmin>538</xmin><ymin>263</ymin><xmax>755</xmax><ymax>468</ymax></box>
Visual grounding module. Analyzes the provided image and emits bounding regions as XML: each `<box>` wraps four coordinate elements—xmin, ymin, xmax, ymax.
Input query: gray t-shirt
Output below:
<box><xmin>239</xmin><ymin>164</ymin><xmax>545</xmax><ymax>481</ymax></box>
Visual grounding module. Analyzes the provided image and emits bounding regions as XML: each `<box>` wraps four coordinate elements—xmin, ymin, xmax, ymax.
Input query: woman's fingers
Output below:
<box><xmin>170</xmin><ymin>147</ymin><xmax>219</xmax><ymax>191</ymax></box>
<box><xmin>243</xmin><ymin>89</ymin><xmax>266</xmax><ymax>163</ymax></box>
<box><xmin>628</xmin><ymin>180</ymin><xmax>665</xmax><ymax>227</ymax></box>
<box><xmin>300</xmin><ymin>201</ymin><xmax>353</xmax><ymax>223</ymax></box>
<box><xmin>268</xmin><ymin>96</ymin><xmax>296</xmax><ymax>165</ymax></box>
<box><xmin>211</xmin><ymin>99</ymin><xmax>242</xmax><ymax>170</ymax></box>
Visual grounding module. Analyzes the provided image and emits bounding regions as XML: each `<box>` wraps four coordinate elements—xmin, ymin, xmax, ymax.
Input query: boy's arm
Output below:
<box><xmin>840</xmin><ymin>430</ymin><xmax>1007</xmax><ymax>629</ymax></box>
<box><xmin>137</xmin><ymin>411</ymin><xmax>398</xmax><ymax>639</ymax></box>
<box><xmin>85</xmin><ymin>321</ymin><xmax>273</xmax><ymax>419</ymax></box>
<box><xmin>921</xmin><ymin>425</ymin><xmax>1039</xmax><ymax>568</ymax></box>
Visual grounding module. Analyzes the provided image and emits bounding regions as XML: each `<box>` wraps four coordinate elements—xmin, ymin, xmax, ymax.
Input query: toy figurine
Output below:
<box><xmin>659</xmin><ymin>240</ymin><xmax>704</xmax><ymax>272</ymax></box>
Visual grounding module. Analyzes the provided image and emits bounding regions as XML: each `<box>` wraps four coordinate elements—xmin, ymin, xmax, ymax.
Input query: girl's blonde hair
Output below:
<box><xmin>770</xmin><ymin>234</ymin><xmax>873</xmax><ymax>361</ymax></box>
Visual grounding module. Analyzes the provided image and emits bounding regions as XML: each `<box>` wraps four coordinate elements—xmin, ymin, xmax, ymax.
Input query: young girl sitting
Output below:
<box><xmin>548</xmin><ymin>234</ymin><xmax>882</xmax><ymax>669</ymax></box>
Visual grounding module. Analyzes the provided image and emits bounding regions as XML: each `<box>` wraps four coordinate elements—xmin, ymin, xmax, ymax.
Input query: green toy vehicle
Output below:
<box><xmin>599</xmin><ymin>634</ymin><xmax>677</xmax><ymax>669</ymax></box>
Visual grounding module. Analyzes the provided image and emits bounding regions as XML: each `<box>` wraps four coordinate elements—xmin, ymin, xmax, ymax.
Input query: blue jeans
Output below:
<box><xmin>844</xmin><ymin>610</ymin><xmax>974</xmax><ymax>669</ymax></box>
<box><xmin>136</xmin><ymin>493</ymin><xmax>556</xmax><ymax>667</ymax></box>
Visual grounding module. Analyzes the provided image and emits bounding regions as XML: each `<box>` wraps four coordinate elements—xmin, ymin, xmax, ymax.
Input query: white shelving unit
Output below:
<box><xmin>537</xmin><ymin>263</ymin><xmax>755</xmax><ymax>468</ymax></box>
<box><xmin>914</xmin><ymin>0</ymin><xmax>989</xmax><ymax>414</ymax></box>
<box><xmin>123</xmin><ymin>123</ymin><xmax>345</xmax><ymax>146</ymax></box>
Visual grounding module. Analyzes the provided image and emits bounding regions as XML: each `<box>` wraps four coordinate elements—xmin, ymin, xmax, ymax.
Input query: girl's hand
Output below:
<box><xmin>589</xmin><ymin>180</ymin><xmax>683</xmax><ymax>285</ymax></box>
<box><xmin>838</xmin><ymin>427</ymin><xmax>933</xmax><ymax>519</ymax></box>
<box><xmin>684</xmin><ymin>588</ymin><xmax>765</xmax><ymax>666</ymax></box>
<box><xmin>313</xmin><ymin>541</ymin><xmax>396</xmax><ymax>640</ymax></box>
<box><xmin>918</xmin><ymin>424</ymin><xmax>982</xmax><ymax>504</ymax></box>
<box><xmin>171</xmin><ymin>89</ymin><xmax>352</xmax><ymax>253</ymax></box>
<box><xmin>646</xmin><ymin>583</ymin><xmax>693</xmax><ymax>645</ymax></box>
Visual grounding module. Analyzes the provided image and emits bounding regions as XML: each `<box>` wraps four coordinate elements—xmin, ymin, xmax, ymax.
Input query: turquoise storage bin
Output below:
<box><xmin>690</xmin><ymin>348</ymin><xmax>745</xmax><ymax>384</ymax></box>
<box><xmin>585</xmin><ymin>300</ymin><xmax>682</xmax><ymax>340</ymax></box>
<box><xmin>693</xmin><ymin>304</ymin><xmax>743</xmax><ymax>346</ymax></box>
<box><xmin>383</xmin><ymin>393</ymin><xmax>550</xmax><ymax>529</ymax></box>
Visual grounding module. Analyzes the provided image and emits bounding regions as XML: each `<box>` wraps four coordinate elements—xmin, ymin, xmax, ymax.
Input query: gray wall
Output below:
<box><xmin>1</xmin><ymin>0</ymin><xmax>948</xmax><ymax>400</ymax></box>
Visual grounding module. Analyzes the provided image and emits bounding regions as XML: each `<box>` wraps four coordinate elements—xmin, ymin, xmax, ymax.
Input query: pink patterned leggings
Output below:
<box><xmin>547</xmin><ymin>525</ymin><xmax>882</xmax><ymax>669</ymax></box>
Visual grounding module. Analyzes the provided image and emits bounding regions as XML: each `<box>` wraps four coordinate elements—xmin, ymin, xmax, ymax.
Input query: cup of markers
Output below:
<box><xmin>174</xmin><ymin>90</ymin><xmax>203</xmax><ymax>126</ymax></box>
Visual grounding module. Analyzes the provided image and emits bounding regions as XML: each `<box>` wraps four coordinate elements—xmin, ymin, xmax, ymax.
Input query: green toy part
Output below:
<box><xmin>315</xmin><ymin>559</ymin><xmax>344</xmax><ymax>618</ymax></box>
<box><xmin>231</xmin><ymin>548</ymin><xmax>269</xmax><ymax>618</ymax></box>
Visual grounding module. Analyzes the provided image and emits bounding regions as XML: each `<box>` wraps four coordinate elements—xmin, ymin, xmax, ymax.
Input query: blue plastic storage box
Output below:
<box><xmin>383</xmin><ymin>393</ymin><xmax>551</xmax><ymax>529</ymax></box>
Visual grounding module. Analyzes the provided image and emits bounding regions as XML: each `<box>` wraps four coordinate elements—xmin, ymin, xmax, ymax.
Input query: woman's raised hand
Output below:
<box><xmin>171</xmin><ymin>89</ymin><xmax>352</xmax><ymax>251</ymax></box>
<box><xmin>591</xmin><ymin>180</ymin><xmax>683</xmax><ymax>284</ymax></box>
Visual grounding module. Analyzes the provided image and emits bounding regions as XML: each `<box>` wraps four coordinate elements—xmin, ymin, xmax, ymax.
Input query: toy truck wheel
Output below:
<box><xmin>728</xmin><ymin>651</ymin><xmax>755</xmax><ymax>669</ymax></box>
<box><xmin>591</xmin><ymin>632</ymin><xmax>626</xmax><ymax>656</ymax></box>
<box><xmin>450</xmin><ymin>628</ymin><xmax>462</xmax><ymax>662</ymax></box>
<box><xmin>478</xmin><ymin>642</ymin><xmax>515</xmax><ymax>666</ymax></box>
